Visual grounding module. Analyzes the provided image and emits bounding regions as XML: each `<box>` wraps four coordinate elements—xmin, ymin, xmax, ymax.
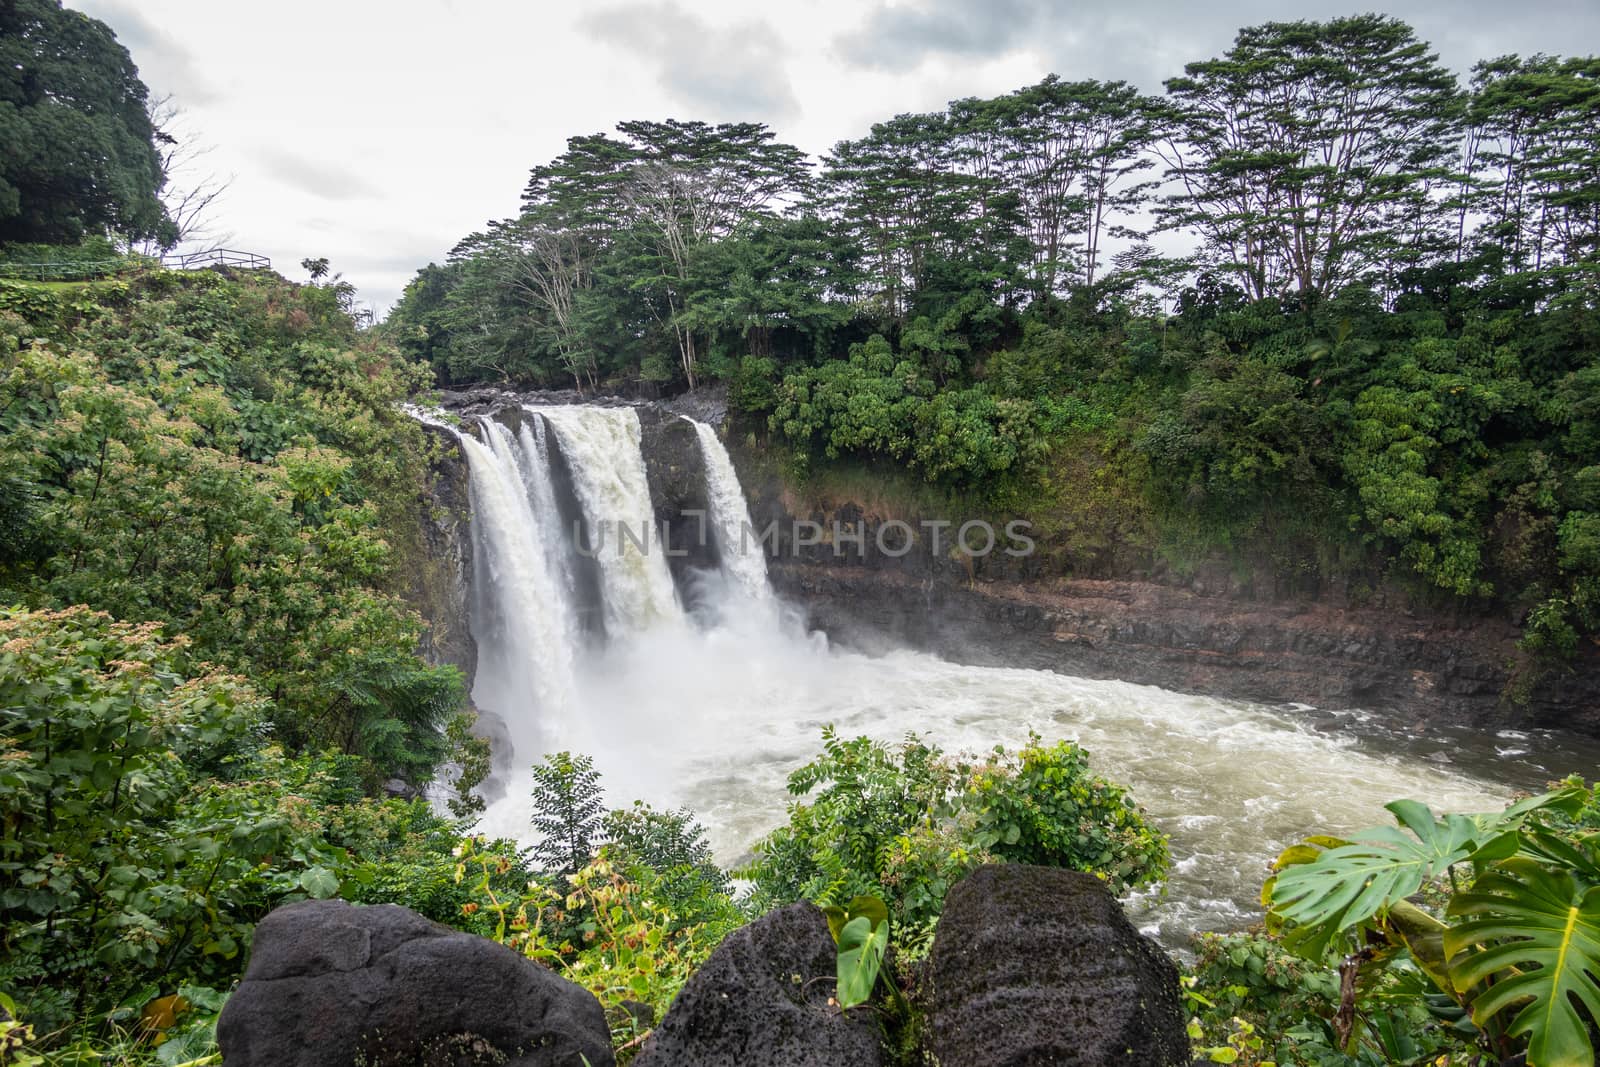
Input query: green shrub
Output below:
<box><xmin>602</xmin><ymin>802</ymin><xmax>739</xmax><ymax>933</ymax></box>
<box><xmin>0</xmin><ymin>607</ymin><xmax>341</xmax><ymax>1031</ymax></box>
<box><xmin>966</xmin><ymin>736</ymin><xmax>1170</xmax><ymax>893</ymax></box>
<box><xmin>741</xmin><ymin>727</ymin><xmax>1168</xmax><ymax>934</ymax></box>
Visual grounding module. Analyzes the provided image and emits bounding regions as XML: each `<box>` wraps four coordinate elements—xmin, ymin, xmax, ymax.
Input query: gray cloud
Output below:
<box><xmin>836</xmin><ymin>0</ymin><xmax>1051</xmax><ymax>73</ymax></box>
<box><xmin>255</xmin><ymin>149</ymin><xmax>381</xmax><ymax>202</ymax></box>
<box><xmin>71</xmin><ymin>0</ymin><xmax>218</xmax><ymax>104</ymax></box>
<box><xmin>579</xmin><ymin>3</ymin><xmax>799</xmax><ymax>120</ymax></box>
<box><xmin>836</xmin><ymin>0</ymin><xmax>1598</xmax><ymax>88</ymax></box>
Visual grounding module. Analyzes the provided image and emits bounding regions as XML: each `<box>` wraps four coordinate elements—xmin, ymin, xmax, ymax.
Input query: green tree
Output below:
<box><xmin>1463</xmin><ymin>54</ymin><xmax>1600</xmax><ymax>272</ymax></box>
<box><xmin>952</xmin><ymin>76</ymin><xmax>1160</xmax><ymax>295</ymax></box>
<box><xmin>528</xmin><ymin>752</ymin><xmax>605</xmax><ymax>877</ymax></box>
<box><xmin>0</xmin><ymin>0</ymin><xmax>173</xmax><ymax>246</ymax></box>
<box><xmin>1159</xmin><ymin>16</ymin><xmax>1463</xmax><ymax>302</ymax></box>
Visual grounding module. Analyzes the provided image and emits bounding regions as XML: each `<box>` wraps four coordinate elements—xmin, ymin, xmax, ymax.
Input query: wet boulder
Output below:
<box><xmin>637</xmin><ymin>408</ymin><xmax>721</xmax><ymax>596</ymax></box>
<box><xmin>217</xmin><ymin>899</ymin><xmax>613</xmax><ymax>1067</ymax></box>
<box><xmin>927</xmin><ymin>864</ymin><xmax>1189</xmax><ymax>1066</ymax></box>
<box><xmin>632</xmin><ymin>901</ymin><xmax>883</xmax><ymax>1067</ymax></box>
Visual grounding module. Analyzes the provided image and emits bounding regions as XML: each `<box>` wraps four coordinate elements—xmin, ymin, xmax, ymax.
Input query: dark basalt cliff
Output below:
<box><xmin>769</xmin><ymin>564</ymin><xmax>1600</xmax><ymax>734</ymax></box>
<box><xmin>726</xmin><ymin>435</ymin><xmax>1600</xmax><ymax>737</ymax></box>
<box><xmin>412</xmin><ymin>421</ymin><xmax>476</xmax><ymax>688</ymax></box>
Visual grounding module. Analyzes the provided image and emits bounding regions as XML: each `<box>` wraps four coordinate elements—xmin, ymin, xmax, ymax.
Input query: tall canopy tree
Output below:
<box><xmin>821</xmin><ymin>111</ymin><xmax>1027</xmax><ymax>325</ymax></box>
<box><xmin>614</xmin><ymin>120</ymin><xmax>810</xmax><ymax>386</ymax></box>
<box><xmin>1158</xmin><ymin>15</ymin><xmax>1463</xmax><ymax>303</ymax></box>
<box><xmin>0</xmin><ymin>0</ymin><xmax>173</xmax><ymax>246</ymax></box>
<box><xmin>953</xmin><ymin>77</ymin><xmax>1160</xmax><ymax>296</ymax></box>
<box><xmin>1463</xmin><ymin>54</ymin><xmax>1600</xmax><ymax>273</ymax></box>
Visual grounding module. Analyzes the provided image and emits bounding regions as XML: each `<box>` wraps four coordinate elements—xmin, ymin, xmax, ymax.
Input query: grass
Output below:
<box><xmin>0</xmin><ymin>277</ymin><xmax>129</xmax><ymax>293</ymax></box>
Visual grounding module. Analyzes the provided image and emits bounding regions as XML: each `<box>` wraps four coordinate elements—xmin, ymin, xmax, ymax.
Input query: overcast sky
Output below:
<box><xmin>70</xmin><ymin>0</ymin><xmax>1600</xmax><ymax>315</ymax></box>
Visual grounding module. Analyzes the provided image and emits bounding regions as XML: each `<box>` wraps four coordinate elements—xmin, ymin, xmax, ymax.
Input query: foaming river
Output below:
<box><xmin>476</xmin><ymin>594</ymin><xmax>1600</xmax><ymax>947</ymax></box>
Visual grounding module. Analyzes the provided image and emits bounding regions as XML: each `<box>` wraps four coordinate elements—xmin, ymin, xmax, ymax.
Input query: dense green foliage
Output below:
<box><xmin>0</xmin><ymin>267</ymin><xmax>490</xmax><ymax>1059</ymax></box>
<box><xmin>740</xmin><ymin>728</ymin><xmax>1168</xmax><ymax>940</ymax></box>
<box><xmin>396</xmin><ymin>18</ymin><xmax>1600</xmax><ymax>667</ymax></box>
<box><xmin>0</xmin><ymin>1</ymin><xmax>172</xmax><ymax>247</ymax></box>
<box><xmin>0</xmin><ymin>605</ymin><xmax>498</xmax><ymax>1060</ymax></box>
<box><xmin>0</xmin><ymin>269</ymin><xmax>462</xmax><ymax>785</ymax></box>
<box><xmin>1222</xmin><ymin>778</ymin><xmax>1600</xmax><ymax>1066</ymax></box>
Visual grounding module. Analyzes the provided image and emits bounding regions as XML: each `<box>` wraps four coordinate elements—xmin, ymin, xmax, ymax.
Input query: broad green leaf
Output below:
<box><xmin>820</xmin><ymin>895</ymin><xmax>887</xmax><ymax>945</ymax></box>
<box><xmin>845</xmin><ymin>895</ymin><xmax>887</xmax><ymax>929</ymax></box>
<box><xmin>1446</xmin><ymin>858</ymin><xmax>1600</xmax><ymax>1067</ymax></box>
<box><xmin>1267</xmin><ymin>793</ymin><xmax>1576</xmax><ymax>956</ymax></box>
<box><xmin>820</xmin><ymin>904</ymin><xmax>847</xmax><ymax>944</ymax></box>
<box><xmin>1270</xmin><ymin>809</ymin><xmax>1479</xmax><ymax>943</ymax></box>
<box><xmin>298</xmin><ymin>867</ymin><xmax>339</xmax><ymax>900</ymax></box>
<box><xmin>835</xmin><ymin>914</ymin><xmax>888</xmax><ymax>1010</ymax></box>
<box><xmin>1379</xmin><ymin>899</ymin><xmax>1452</xmax><ymax>993</ymax></box>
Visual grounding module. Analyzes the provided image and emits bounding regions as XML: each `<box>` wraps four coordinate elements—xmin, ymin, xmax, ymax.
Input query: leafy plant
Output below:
<box><xmin>601</xmin><ymin>803</ymin><xmax>737</xmax><ymax>931</ymax></box>
<box><xmin>820</xmin><ymin>896</ymin><xmax>892</xmax><ymax>1012</ymax></box>
<box><xmin>452</xmin><ymin>841</ymin><xmax>730</xmax><ymax>1050</ymax></box>
<box><xmin>742</xmin><ymin>727</ymin><xmax>1167</xmax><ymax>935</ymax></box>
<box><xmin>1446</xmin><ymin>842</ymin><xmax>1600</xmax><ymax>1067</ymax></box>
<box><xmin>528</xmin><ymin>752</ymin><xmax>606</xmax><ymax>878</ymax></box>
<box><xmin>1263</xmin><ymin>783</ymin><xmax>1600</xmax><ymax>1065</ymax></box>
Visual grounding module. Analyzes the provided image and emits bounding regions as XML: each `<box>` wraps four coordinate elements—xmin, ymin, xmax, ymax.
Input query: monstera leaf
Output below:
<box><xmin>1269</xmin><ymin>801</ymin><xmax>1482</xmax><ymax>954</ymax></box>
<box><xmin>1267</xmin><ymin>789</ymin><xmax>1584</xmax><ymax>960</ymax></box>
<box><xmin>1446</xmin><ymin>857</ymin><xmax>1600</xmax><ymax>1067</ymax></box>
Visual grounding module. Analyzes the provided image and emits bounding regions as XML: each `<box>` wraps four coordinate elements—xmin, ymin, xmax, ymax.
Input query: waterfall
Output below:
<box><xmin>458</xmin><ymin>418</ymin><xmax>580</xmax><ymax>755</ymax></box>
<box><xmin>515</xmin><ymin>415</ymin><xmax>585</xmax><ymax>622</ymax></box>
<box><xmin>693</xmin><ymin>420</ymin><xmax>772</xmax><ymax>605</ymax></box>
<box><xmin>533</xmin><ymin>405</ymin><xmax>682</xmax><ymax>635</ymax></box>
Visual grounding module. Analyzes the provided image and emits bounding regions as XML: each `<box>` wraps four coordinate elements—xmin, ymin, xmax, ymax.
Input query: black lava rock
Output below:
<box><xmin>217</xmin><ymin>899</ymin><xmax>613</xmax><ymax>1067</ymax></box>
<box><xmin>927</xmin><ymin>865</ymin><xmax>1189</xmax><ymax>1066</ymax></box>
<box><xmin>632</xmin><ymin>901</ymin><xmax>883</xmax><ymax>1067</ymax></box>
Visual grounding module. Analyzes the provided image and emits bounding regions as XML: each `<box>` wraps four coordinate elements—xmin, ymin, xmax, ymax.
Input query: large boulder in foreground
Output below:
<box><xmin>927</xmin><ymin>865</ymin><xmax>1188</xmax><ymax>1067</ymax></box>
<box><xmin>633</xmin><ymin>901</ymin><xmax>883</xmax><ymax>1067</ymax></box>
<box><xmin>217</xmin><ymin>899</ymin><xmax>613</xmax><ymax>1067</ymax></box>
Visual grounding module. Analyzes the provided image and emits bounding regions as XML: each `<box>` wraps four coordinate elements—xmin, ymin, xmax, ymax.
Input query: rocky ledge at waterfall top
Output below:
<box><xmin>407</xmin><ymin>389</ymin><xmax>1600</xmax><ymax>738</ymax></box>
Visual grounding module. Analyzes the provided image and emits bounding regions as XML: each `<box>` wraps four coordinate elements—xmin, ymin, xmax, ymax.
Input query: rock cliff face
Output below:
<box><xmin>637</xmin><ymin>407</ymin><xmax>720</xmax><ymax>593</ymax></box>
<box><xmin>726</xmin><ymin>433</ymin><xmax>1600</xmax><ymax>736</ymax></box>
<box><xmin>411</xmin><ymin>421</ymin><xmax>476</xmax><ymax>689</ymax></box>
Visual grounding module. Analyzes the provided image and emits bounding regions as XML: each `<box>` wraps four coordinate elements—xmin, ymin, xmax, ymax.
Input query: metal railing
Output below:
<box><xmin>0</xmin><ymin>247</ymin><xmax>272</xmax><ymax>282</ymax></box>
<box><xmin>160</xmin><ymin>248</ymin><xmax>271</xmax><ymax>271</ymax></box>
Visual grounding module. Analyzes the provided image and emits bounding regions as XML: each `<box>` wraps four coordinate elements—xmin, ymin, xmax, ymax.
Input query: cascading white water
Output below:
<box><xmin>458</xmin><ymin>418</ymin><xmax>580</xmax><ymax>757</ymax></box>
<box><xmin>515</xmin><ymin>415</ymin><xmax>583</xmax><ymax>617</ymax></box>
<box><xmin>692</xmin><ymin>419</ymin><xmax>772</xmax><ymax>605</ymax></box>
<box><xmin>534</xmin><ymin>405</ymin><xmax>682</xmax><ymax>634</ymax></box>
<box><xmin>433</xmin><ymin>401</ymin><xmax>1596</xmax><ymax>944</ymax></box>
